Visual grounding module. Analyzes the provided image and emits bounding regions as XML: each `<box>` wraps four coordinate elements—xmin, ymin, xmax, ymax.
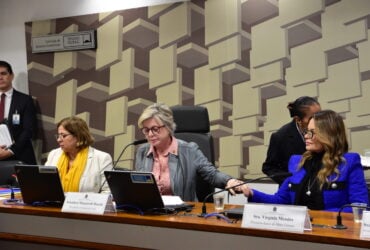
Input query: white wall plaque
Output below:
<box><xmin>31</xmin><ymin>30</ymin><xmax>96</xmax><ymax>53</ymax></box>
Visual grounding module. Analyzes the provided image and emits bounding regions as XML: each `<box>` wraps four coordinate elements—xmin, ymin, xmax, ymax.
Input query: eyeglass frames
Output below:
<box><xmin>303</xmin><ymin>129</ymin><xmax>315</xmax><ymax>139</ymax></box>
<box><xmin>141</xmin><ymin>125</ymin><xmax>165</xmax><ymax>135</ymax></box>
<box><xmin>54</xmin><ymin>133</ymin><xmax>72</xmax><ymax>140</ymax></box>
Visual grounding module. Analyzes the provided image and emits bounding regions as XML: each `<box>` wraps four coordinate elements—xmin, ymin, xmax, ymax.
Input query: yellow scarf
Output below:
<box><xmin>57</xmin><ymin>147</ymin><xmax>89</xmax><ymax>192</ymax></box>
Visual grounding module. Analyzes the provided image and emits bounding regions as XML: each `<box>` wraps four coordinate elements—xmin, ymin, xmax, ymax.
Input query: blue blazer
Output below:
<box><xmin>251</xmin><ymin>153</ymin><xmax>369</xmax><ymax>212</ymax></box>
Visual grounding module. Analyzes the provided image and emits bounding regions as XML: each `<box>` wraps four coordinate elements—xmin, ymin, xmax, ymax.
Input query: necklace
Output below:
<box><xmin>306</xmin><ymin>177</ymin><xmax>317</xmax><ymax>196</ymax></box>
<box><xmin>295</xmin><ymin>122</ymin><xmax>305</xmax><ymax>142</ymax></box>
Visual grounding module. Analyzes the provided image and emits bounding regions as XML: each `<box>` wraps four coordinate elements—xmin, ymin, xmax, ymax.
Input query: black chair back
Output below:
<box><xmin>171</xmin><ymin>105</ymin><xmax>215</xmax><ymax>202</ymax></box>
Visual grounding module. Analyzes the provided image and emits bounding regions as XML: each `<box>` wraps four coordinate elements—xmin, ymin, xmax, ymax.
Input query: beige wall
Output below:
<box><xmin>26</xmin><ymin>0</ymin><xmax>370</xmax><ymax>179</ymax></box>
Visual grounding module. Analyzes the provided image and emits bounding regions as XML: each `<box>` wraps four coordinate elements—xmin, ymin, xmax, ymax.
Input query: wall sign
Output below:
<box><xmin>31</xmin><ymin>30</ymin><xmax>96</xmax><ymax>53</ymax></box>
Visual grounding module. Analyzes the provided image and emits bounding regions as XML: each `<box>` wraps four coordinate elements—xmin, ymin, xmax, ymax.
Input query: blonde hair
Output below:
<box><xmin>299</xmin><ymin>110</ymin><xmax>348</xmax><ymax>188</ymax></box>
<box><xmin>138</xmin><ymin>103</ymin><xmax>176</xmax><ymax>135</ymax></box>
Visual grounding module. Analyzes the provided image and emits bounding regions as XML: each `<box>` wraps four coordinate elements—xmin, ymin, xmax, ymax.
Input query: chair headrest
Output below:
<box><xmin>171</xmin><ymin>106</ymin><xmax>210</xmax><ymax>133</ymax></box>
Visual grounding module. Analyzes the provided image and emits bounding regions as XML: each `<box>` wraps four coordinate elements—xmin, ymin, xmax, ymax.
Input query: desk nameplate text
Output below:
<box><xmin>62</xmin><ymin>192</ymin><xmax>115</xmax><ymax>215</ymax></box>
<box><xmin>360</xmin><ymin>211</ymin><xmax>370</xmax><ymax>238</ymax></box>
<box><xmin>241</xmin><ymin>203</ymin><xmax>311</xmax><ymax>233</ymax></box>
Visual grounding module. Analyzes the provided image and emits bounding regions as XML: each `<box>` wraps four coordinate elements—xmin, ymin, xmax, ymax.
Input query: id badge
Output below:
<box><xmin>12</xmin><ymin>113</ymin><xmax>20</xmax><ymax>125</ymax></box>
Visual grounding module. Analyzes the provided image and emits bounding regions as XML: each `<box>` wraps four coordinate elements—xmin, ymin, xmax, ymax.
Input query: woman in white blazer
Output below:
<box><xmin>45</xmin><ymin>116</ymin><xmax>113</xmax><ymax>192</ymax></box>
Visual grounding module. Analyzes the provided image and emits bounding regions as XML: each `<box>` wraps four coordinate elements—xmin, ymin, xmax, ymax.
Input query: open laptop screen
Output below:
<box><xmin>105</xmin><ymin>170</ymin><xmax>193</xmax><ymax>213</ymax></box>
<box><xmin>14</xmin><ymin>164</ymin><xmax>65</xmax><ymax>206</ymax></box>
<box><xmin>105</xmin><ymin>171</ymin><xmax>164</xmax><ymax>211</ymax></box>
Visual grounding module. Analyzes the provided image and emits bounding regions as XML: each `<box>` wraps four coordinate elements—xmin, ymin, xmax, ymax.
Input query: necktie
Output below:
<box><xmin>0</xmin><ymin>93</ymin><xmax>6</xmax><ymax>121</ymax></box>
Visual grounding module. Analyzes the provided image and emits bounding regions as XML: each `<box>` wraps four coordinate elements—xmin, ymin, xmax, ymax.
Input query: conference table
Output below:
<box><xmin>0</xmin><ymin>200</ymin><xmax>369</xmax><ymax>250</ymax></box>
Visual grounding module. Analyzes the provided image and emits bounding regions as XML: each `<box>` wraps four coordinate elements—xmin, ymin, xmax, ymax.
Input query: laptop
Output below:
<box><xmin>223</xmin><ymin>206</ymin><xmax>244</xmax><ymax>219</ymax></box>
<box><xmin>14</xmin><ymin>164</ymin><xmax>65</xmax><ymax>207</ymax></box>
<box><xmin>104</xmin><ymin>170</ymin><xmax>194</xmax><ymax>214</ymax></box>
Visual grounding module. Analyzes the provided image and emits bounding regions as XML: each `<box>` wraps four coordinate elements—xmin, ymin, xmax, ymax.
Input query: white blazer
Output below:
<box><xmin>45</xmin><ymin>147</ymin><xmax>113</xmax><ymax>192</ymax></box>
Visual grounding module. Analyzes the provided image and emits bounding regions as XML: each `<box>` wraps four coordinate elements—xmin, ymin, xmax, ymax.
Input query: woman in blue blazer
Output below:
<box><xmin>241</xmin><ymin>110</ymin><xmax>369</xmax><ymax>212</ymax></box>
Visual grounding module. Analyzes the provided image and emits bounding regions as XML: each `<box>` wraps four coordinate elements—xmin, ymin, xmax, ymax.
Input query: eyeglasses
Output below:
<box><xmin>0</xmin><ymin>71</ymin><xmax>10</xmax><ymax>76</ymax></box>
<box><xmin>55</xmin><ymin>133</ymin><xmax>72</xmax><ymax>140</ymax></box>
<box><xmin>303</xmin><ymin>129</ymin><xmax>315</xmax><ymax>139</ymax></box>
<box><xmin>141</xmin><ymin>125</ymin><xmax>165</xmax><ymax>135</ymax></box>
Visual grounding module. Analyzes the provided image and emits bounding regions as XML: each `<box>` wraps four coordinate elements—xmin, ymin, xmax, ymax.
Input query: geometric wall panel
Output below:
<box><xmin>286</xmin><ymin>40</ymin><xmax>327</xmax><ymax>86</ymax></box>
<box><xmin>205</xmin><ymin>0</ymin><xmax>240</xmax><ymax>46</ymax></box>
<box><xmin>319</xmin><ymin>59</ymin><xmax>361</xmax><ymax>104</ymax></box>
<box><xmin>55</xmin><ymin>79</ymin><xmax>77</xmax><ymax>123</ymax></box>
<box><xmin>159</xmin><ymin>2</ymin><xmax>190</xmax><ymax>48</ymax></box>
<box><xmin>105</xmin><ymin>96</ymin><xmax>128</xmax><ymax>137</ymax></box>
<box><xmin>208</xmin><ymin>35</ymin><xmax>241</xmax><ymax>69</ymax></box>
<box><xmin>53</xmin><ymin>24</ymin><xmax>79</xmax><ymax>78</ymax></box>
<box><xmin>26</xmin><ymin>0</ymin><xmax>370</xmax><ymax>180</ymax></box>
<box><xmin>149</xmin><ymin>45</ymin><xmax>177</xmax><ymax>88</ymax></box>
<box><xmin>123</xmin><ymin>19</ymin><xmax>158</xmax><ymax>49</ymax></box>
<box><xmin>96</xmin><ymin>15</ymin><xmax>123</xmax><ymax>71</ymax></box>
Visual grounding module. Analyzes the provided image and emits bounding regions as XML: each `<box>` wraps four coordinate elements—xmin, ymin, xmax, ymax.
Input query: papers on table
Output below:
<box><xmin>0</xmin><ymin>124</ymin><xmax>13</xmax><ymax>148</ymax></box>
<box><xmin>360</xmin><ymin>155</ymin><xmax>370</xmax><ymax>167</ymax></box>
<box><xmin>162</xmin><ymin>195</ymin><xmax>185</xmax><ymax>206</ymax></box>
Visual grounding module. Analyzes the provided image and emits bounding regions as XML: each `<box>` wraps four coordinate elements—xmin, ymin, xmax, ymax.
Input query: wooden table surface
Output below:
<box><xmin>0</xmin><ymin>200</ymin><xmax>369</xmax><ymax>249</ymax></box>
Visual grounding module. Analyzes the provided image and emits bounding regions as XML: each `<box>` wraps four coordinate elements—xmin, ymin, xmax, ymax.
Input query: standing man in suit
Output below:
<box><xmin>0</xmin><ymin>60</ymin><xmax>37</xmax><ymax>164</ymax></box>
<box><xmin>262</xmin><ymin>96</ymin><xmax>321</xmax><ymax>185</ymax></box>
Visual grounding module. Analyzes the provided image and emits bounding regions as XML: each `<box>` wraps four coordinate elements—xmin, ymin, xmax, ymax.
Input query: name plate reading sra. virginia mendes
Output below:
<box><xmin>360</xmin><ymin>211</ymin><xmax>370</xmax><ymax>239</ymax></box>
<box><xmin>31</xmin><ymin>30</ymin><xmax>96</xmax><ymax>53</ymax></box>
<box><xmin>241</xmin><ymin>203</ymin><xmax>311</xmax><ymax>233</ymax></box>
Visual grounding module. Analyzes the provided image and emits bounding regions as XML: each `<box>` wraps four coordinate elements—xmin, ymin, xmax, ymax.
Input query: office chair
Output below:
<box><xmin>0</xmin><ymin>160</ymin><xmax>22</xmax><ymax>186</ymax></box>
<box><xmin>171</xmin><ymin>105</ymin><xmax>215</xmax><ymax>202</ymax></box>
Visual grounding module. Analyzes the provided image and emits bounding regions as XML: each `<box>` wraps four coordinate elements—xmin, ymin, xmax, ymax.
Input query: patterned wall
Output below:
<box><xmin>25</xmin><ymin>0</ymin><xmax>370</xmax><ymax>179</ymax></box>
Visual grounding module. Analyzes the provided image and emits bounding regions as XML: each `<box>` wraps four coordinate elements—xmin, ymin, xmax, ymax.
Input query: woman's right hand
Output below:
<box><xmin>238</xmin><ymin>184</ymin><xmax>253</xmax><ymax>197</ymax></box>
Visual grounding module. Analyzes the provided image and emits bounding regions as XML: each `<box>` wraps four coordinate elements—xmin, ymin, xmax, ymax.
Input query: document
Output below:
<box><xmin>162</xmin><ymin>195</ymin><xmax>185</xmax><ymax>205</ymax></box>
<box><xmin>0</xmin><ymin>124</ymin><xmax>12</xmax><ymax>148</ymax></box>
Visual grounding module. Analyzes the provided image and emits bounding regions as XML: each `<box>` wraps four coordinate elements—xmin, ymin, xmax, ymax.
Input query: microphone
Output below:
<box><xmin>2</xmin><ymin>175</ymin><xmax>20</xmax><ymax>203</ymax></box>
<box><xmin>112</xmin><ymin>139</ymin><xmax>148</xmax><ymax>170</ymax></box>
<box><xmin>98</xmin><ymin>139</ymin><xmax>147</xmax><ymax>193</ymax></box>
<box><xmin>200</xmin><ymin>172</ymin><xmax>293</xmax><ymax>217</ymax></box>
<box><xmin>332</xmin><ymin>203</ymin><xmax>370</xmax><ymax>229</ymax></box>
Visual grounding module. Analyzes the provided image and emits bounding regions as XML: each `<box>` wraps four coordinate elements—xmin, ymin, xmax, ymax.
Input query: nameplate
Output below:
<box><xmin>62</xmin><ymin>192</ymin><xmax>115</xmax><ymax>215</ymax></box>
<box><xmin>31</xmin><ymin>30</ymin><xmax>96</xmax><ymax>53</ymax></box>
<box><xmin>360</xmin><ymin>211</ymin><xmax>370</xmax><ymax>238</ymax></box>
<box><xmin>241</xmin><ymin>203</ymin><xmax>311</xmax><ymax>233</ymax></box>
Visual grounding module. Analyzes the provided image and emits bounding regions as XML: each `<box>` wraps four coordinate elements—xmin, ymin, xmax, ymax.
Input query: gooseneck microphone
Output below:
<box><xmin>332</xmin><ymin>203</ymin><xmax>370</xmax><ymax>229</ymax></box>
<box><xmin>200</xmin><ymin>172</ymin><xmax>293</xmax><ymax>217</ymax></box>
<box><xmin>98</xmin><ymin>139</ymin><xmax>147</xmax><ymax>193</ymax></box>
<box><xmin>112</xmin><ymin>139</ymin><xmax>148</xmax><ymax>170</ymax></box>
<box><xmin>1</xmin><ymin>175</ymin><xmax>20</xmax><ymax>203</ymax></box>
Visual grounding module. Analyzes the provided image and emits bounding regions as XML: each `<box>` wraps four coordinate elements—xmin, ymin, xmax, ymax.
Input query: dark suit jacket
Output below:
<box><xmin>262</xmin><ymin>120</ymin><xmax>306</xmax><ymax>185</ymax></box>
<box><xmin>2</xmin><ymin>89</ymin><xmax>37</xmax><ymax>164</ymax></box>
